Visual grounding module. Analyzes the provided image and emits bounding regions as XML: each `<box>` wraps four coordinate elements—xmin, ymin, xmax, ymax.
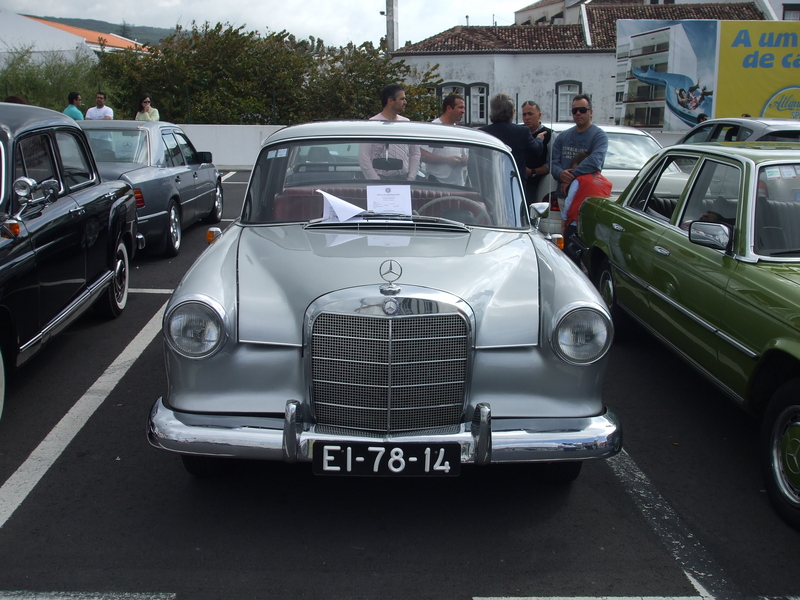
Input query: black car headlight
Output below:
<box><xmin>165</xmin><ymin>300</ymin><xmax>227</xmax><ymax>358</ymax></box>
<box><xmin>551</xmin><ymin>306</ymin><xmax>613</xmax><ymax>365</ymax></box>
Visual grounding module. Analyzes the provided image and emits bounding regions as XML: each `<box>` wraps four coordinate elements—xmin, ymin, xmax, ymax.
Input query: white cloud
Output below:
<box><xmin>0</xmin><ymin>0</ymin><xmax>524</xmax><ymax>47</ymax></box>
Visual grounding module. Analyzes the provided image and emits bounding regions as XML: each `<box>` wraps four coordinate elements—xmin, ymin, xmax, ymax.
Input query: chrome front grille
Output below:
<box><xmin>311</xmin><ymin>312</ymin><xmax>469</xmax><ymax>434</ymax></box>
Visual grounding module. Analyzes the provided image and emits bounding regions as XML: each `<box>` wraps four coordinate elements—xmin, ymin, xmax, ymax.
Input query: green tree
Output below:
<box><xmin>0</xmin><ymin>46</ymin><xmax>106</xmax><ymax>111</ymax></box>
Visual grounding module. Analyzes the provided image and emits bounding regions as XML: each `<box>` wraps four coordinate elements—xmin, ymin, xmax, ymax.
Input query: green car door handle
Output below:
<box><xmin>654</xmin><ymin>245</ymin><xmax>670</xmax><ymax>256</ymax></box>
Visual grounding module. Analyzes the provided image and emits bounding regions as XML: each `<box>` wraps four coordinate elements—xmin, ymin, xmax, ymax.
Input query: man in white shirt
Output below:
<box><xmin>421</xmin><ymin>94</ymin><xmax>468</xmax><ymax>185</ymax></box>
<box><xmin>358</xmin><ymin>84</ymin><xmax>420</xmax><ymax>180</ymax></box>
<box><xmin>86</xmin><ymin>92</ymin><xmax>113</xmax><ymax>120</ymax></box>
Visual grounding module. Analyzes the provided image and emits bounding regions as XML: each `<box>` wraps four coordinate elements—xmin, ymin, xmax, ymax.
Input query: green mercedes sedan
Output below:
<box><xmin>577</xmin><ymin>142</ymin><xmax>800</xmax><ymax>529</ymax></box>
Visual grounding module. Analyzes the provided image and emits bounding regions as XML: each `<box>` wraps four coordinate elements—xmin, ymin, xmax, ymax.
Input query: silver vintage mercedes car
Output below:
<box><xmin>148</xmin><ymin>120</ymin><xmax>622</xmax><ymax>480</ymax></box>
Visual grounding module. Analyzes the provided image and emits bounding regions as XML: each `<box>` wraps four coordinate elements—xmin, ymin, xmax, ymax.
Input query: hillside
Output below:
<box><xmin>24</xmin><ymin>15</ymin><xmax>174</xmax><ymax>46</ymax></box>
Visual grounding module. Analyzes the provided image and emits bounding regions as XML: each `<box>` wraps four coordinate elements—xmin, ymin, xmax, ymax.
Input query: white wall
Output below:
<box><xmin>181</xmin><ymin>124</ymin><xmax>284</xmax><ymax>170</ymax></box>
<box><xmin>401</xmin><ymin>52</ymin><xmax>617</xmax><ymax>126</ymax></box>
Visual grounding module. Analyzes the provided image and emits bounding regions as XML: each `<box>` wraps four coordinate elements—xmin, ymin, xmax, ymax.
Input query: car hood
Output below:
<box><xmin>95</xmin><ymin>162</ymin><xmax>148</xmax><ymax>180</ymax></box>
<box><xmin>235</xmin><ymin>225</ymin><xmax>541</xmax><ymax>348</ymax></box>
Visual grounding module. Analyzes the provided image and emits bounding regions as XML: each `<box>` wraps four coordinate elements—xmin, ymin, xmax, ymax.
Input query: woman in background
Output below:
<box><xmin>135</xmin><ymin>94</ymin><xmax>160</xmax><ymax>121</ymax></box>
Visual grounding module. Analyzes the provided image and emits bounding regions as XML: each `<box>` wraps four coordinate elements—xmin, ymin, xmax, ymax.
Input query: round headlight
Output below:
<box><xmin>165</xmin><ymin>301</ymin><xmax>226</xmax><ymax>358</ymax></box>
<box><xmin>552</xmin><ymin>307</ymin><xmax>613</xmax><ymax>365</ymax></box>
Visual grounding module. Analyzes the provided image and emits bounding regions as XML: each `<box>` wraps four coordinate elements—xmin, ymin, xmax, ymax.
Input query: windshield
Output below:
<box><xmin>754</xmin><ymin>163</ymin><xmax>800</xmax><ymax>257</ymax></box>
<box><xmin>84</xmin><ymin>129</ymin><xmax>149</xmax><ymax>165</ymax></box>
<box><xmin>241</xmin><ymin>138</ymin><xmax>528</xmax><ymax>228</ymax></box>
<box><xmin>604</xmin><ymin>133</ymin><xmax>662</xmax><ymax>170</ymax></box>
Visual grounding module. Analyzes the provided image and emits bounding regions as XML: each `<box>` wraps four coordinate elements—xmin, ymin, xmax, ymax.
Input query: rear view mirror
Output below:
<box><xmin>197</xmin><ymin>151</ymin><xmax>213</xmax><ymax>164</ymax></box>
<box><xmin>372</xmin><ymin>157</ymin><xmax>403</xmax><ymax>171</ymax></box>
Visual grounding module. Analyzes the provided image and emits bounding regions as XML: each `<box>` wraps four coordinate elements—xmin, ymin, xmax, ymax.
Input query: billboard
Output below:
<box><xmin>617</xmin><ymin>20</ymin><xmax>800</xmax><ymax>130</ymax></box>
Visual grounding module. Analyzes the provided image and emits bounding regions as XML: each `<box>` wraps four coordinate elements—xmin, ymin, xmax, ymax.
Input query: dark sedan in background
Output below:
<box><xmin>80</xmin><ymin>120</ymin><xmax>222</xmax><ymax>256</ymax></box>
<box><xmin>676</xmin><ymin>117</ymin><xmax>800</xmax><ymax>145</ymax></box>
<box><xmin>0</xmin><ymin>102</ymin><xmax>138</xmax><ymax>419</ymax></box>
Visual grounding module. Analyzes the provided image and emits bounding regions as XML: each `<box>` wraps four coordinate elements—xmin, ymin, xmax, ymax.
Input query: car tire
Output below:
<box><xmin>96</xmin><ymin>238</ymin><xmax>129</xmax><ymax>318</ymax></box>
<box><xmin>539</xmin><ymin>461</ymin><xmax>583</xmax><ymax>483</ymax></box>
<box><xmin>164</xmin><ymin>200</ymin><xmax>182</xmax><ymax>257</ymax></box>
<box><xmin>205</xmin><ymin>182</ymin><xmax>223</xmax><ymax>224</ymax></box>
<box><xmin>593</xmin><ymin>257</ymin><xmax>636</xmax><ymax>341</ymax></box>
<box><xmin>760</xmin><ymin>378</ymin><xmax>800</xmax><ymax>529</ymax></box>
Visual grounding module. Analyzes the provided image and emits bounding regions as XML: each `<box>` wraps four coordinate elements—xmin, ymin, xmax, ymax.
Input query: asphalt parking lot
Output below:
<box><xmin>0</xmin><ymin>170</ymin><xmax>798</xmax><ymax>600</ymax></box>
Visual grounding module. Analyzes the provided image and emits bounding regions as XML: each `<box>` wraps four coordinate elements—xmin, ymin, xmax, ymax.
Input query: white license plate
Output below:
<box><xmin>312</xmin><ymin>442</ymin><xmax>461</xmax><ymax>477</ymax></box>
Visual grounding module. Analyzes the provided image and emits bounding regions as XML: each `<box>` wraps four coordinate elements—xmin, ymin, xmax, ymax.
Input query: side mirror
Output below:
<box><xmin>689</xmin><ymin>221</ymin><xmax>731</xmax><ymax>251</ymax></box>
<box><xmin>529</xmin><ymin>202</ymin><xmax>550</xmax><ymax>219</ymax></box>
<box><xmin>197</xmin><ymin>151</ymin><xmax>213</xmax><ymax>164</ymax></box>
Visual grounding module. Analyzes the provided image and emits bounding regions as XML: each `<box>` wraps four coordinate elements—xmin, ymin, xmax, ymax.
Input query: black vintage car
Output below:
<box><xmin>0</xmin><ymin>103</ymin><xmax>139</xmax><ymax>419</ymax></box>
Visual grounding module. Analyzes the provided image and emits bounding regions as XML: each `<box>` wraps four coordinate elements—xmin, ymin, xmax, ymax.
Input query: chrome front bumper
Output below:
<box><xmin>148</xmin><ymin>398</ymin><xmax>622</xmax><ymax>465</ymax></box>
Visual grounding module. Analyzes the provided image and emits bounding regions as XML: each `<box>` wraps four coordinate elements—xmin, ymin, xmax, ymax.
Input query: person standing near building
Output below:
<box><xmin>550</xmin><ymin>94</ymin><xmax>608</xmax><ymax>203</ymax></box>
<box><xmin>521</xmin><ymin>100</ymin><xmax>551</xmax><ymax>202</ymax></box>
<box><xmin>63</xmin><ymin>92</ymin><xmax>83</xmax><ymax>120</ymax></box>
<box><xmin>358</xmin><ymin>84</ymin><xmax>420</xmax><ymax>180</ymax></box>
<box><xmin>480</xmin><ymin>93</ymin><xmax>544</xmax><ymax>183</ymax></box>
<box><xmin>420</xmin><ymin>94</ymin><xmax>469</xmax><ymax>185</ymax></box>
<box><xmin>86</xmin><ymin>92</ymin><xmax>113</xmax><ymax>120</ymax></box>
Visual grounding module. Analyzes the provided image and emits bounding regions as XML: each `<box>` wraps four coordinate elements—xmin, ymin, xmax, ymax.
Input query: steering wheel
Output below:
<box><xmin>417</xmin><ymin>196</ymin><xmax>491</xmax><ymax>225</ymax></box>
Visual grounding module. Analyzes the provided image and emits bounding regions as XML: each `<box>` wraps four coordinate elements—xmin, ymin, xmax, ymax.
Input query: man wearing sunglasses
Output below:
<box><xmin>550</xmin><ymin>94</ymin><xmax>608</xmax><ymax>201</ymax></box>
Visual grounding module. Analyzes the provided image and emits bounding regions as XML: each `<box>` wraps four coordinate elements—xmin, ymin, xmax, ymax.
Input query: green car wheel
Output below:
<box><xmin>761</xmin><ymin>378</ymin><xmax>800</xmax><ymax>530</ymax></box>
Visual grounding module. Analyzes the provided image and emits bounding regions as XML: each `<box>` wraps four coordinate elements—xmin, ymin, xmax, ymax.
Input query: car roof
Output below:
<box><xmin>691</xmin><ymin>117</ymin><xmax>800</xmax><ymax>129</ymax></box>
<box><xmin>0</xmin><ymin>102</ymin><xmax>81</xmax><ymax>137</ymax></box>
<box><xmin>262</xmin><ymin>120</ymin><xmax>512</xmax><ymax>151</ymax></box>
<box><xmin>665</xmin><ymin>141</ymin><xmax>800</xmax><ymax>162</ymax></box>
<box><xmin>545</xmin><ymin>122</ymin><xmax>656</xmax><ymax>137</ymax></box>
<box><xmin>78</xmin><ymin>119</ymin><xmax>180</xmax><ymax>130</ymax></box>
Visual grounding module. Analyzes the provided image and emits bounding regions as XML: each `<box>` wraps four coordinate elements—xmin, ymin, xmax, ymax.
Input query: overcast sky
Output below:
<box><xmin>0</xmin><ymin>0</ymin><xmax>527</xmax><ymax>47</ymax></box>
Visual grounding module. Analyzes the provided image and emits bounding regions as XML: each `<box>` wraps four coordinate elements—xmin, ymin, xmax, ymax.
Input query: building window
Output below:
<box><xmin>437</xmin><ymin>83</ymin><xmax>488</xmax><ymax>126</ymax></box>
<box><xmin>784</xmin><ymin>4</ymin><xmax>800</xmax><ymax>19</ymax></box>
<box><xmin>469</xmin><ymin>84</ymin><xmax>488</xmax><ymax>125</ymax></box>
<box><xmin>556</xmin><ymin>81</ymin><xmax>581</xmax><ymax>121</ymax></box>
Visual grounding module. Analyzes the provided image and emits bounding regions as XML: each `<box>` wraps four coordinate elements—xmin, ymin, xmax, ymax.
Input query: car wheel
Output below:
<box><xmin>181</xmin><ymin>454</ymin><xmax>231</xmax><ymax>478</ymax></box>
<box><xmin>760</xmin><ymin>379</ymin><xmax>800</xmax><ymax>529</ymax></box>
<box><xmin>205</xmin><ymin>182</ymin><xmax>223</xmax><ymax>224</ymax></box>
<box><xmin>593</xmin><ymin>257</ymin><xmax>636</xmax><ymax>341</ymax></box>
<box><xmin>164</xmin><ymin>200</ymin><xmax>182</xmax><ymax>257</ymax></box>
<box><xmin>539</xmin><ymin>461</ymin><xmax>583</xmax><ymax>483</ymax></box>
<box><xmin>96</xmin><ymin>238</ymin><xmax>129</xmax><ymax>318</ymax></box>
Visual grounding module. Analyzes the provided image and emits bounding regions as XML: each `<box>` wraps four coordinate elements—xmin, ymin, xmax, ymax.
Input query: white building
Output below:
<box><xmin>393</xmin><ymin>0</ymin><xmax>770</xmax><ymax>130</ymax></box>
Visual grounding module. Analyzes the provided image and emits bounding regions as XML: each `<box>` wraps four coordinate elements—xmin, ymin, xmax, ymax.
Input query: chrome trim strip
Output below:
<box><xmin>619</xmin><ymin>303</ymin><xmax>748</xmax><ymax>404</ymax></box>
<box><xmin>148</xmin><ymin>398</ymin><xmax>622</xmax><ymax>464</ymax></box>
<box><xmin>647</xmin><ymin>283</ymin><xmax>759</xmax><ymax>360</ymax></box>
<box><xmin>612</xmin><ymin>260</ymin><xmax>759</xmax><ymax>360</ymax></box>
<box><xmin>18</xmin><ymin>270</ymin><xmax>113</xmax><ymax>365</ymax></box>
<box><xmin>283</xmin><ymin>400</ymin><xmax>299</xmax><ymax>462</ymax></box>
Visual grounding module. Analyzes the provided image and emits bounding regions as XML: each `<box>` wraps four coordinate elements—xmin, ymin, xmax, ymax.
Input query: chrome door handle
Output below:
<box><xmin>654</xmin><ymin>245</ymin><xmax>670</xmax><ymax>256</ymax></box>
<box><xmin>612</xmin><ymin>223</ymin><xmax>624</xmax><ymax>231</ymax></box>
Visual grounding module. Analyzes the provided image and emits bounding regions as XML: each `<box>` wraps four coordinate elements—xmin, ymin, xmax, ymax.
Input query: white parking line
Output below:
<box><xmin>220</xmin><ymin>171</ymin><xmax>237</xmax><ymax>181</ymax></box>
<box><xmin>0</xmin><ymin>302</ymin><xmax>168</xmax><ymax>530</ymax></box>
<box><xmin>0</xmin><ymin>594</ymin><xmax>175</xmax><ymax>599</ymax></box>
<box><xmin>129</xmin><ymin>288</ymin><xmax>173</xmax><ymax>295</ymax></box>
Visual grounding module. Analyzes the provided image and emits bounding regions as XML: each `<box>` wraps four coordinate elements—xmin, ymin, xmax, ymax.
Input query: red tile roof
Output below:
<box><xmin>395</xmin><ymin>2</ymin><xmax>765</xmax><ymax>55</ymax></box>
<box><xmin>25</xmin><ymin>16</ymin><xmax>143</xmax><ymax>51</ymax></box>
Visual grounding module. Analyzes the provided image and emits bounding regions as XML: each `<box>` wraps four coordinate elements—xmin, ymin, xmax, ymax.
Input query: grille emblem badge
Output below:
<box><xmin>382</xmin><ymin>298</ymin><xmax>399</xmax><ymax>315</ymax></box>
